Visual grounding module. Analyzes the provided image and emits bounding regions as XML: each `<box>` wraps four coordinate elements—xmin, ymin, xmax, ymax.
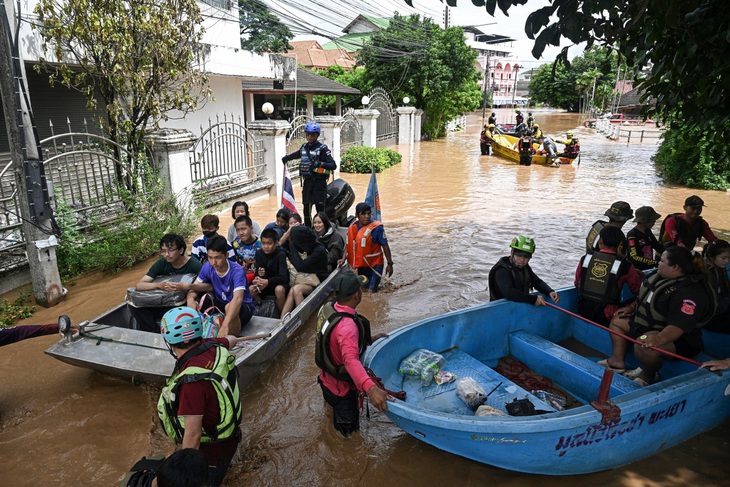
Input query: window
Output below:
<box><xmin>200</xmin><ymin>0</ymin><xmax>231</xmax><ymax>9</ymax></box>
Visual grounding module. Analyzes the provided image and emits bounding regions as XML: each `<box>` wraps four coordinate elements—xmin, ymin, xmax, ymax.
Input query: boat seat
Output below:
<box><xmin>403</xmin><ymin>348</ymin><xmax>557</xmax><ymax>416</ymax></box>
<box><xmin>508</xmin><ymin>331</ymin><xmax>643</xmax><ymax>401</ymax></box>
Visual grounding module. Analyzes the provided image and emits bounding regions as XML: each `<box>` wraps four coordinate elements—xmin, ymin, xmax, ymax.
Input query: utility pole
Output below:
<box><xmin>0</xmin><ymin>0</ymin><xmax>63</xmax><ymax>307</ymax></box>
<box><xmin>481</xmin><ymin>52</ymin><xmax>491</xmax><ymax>122</ymax></box>
<box><xmin>511</xmin><ymin>64</ymin><xmax>521</xmax><ymax>106</ymax></box>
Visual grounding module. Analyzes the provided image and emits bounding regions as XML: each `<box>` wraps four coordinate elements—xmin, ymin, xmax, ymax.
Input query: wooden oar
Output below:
<box><xmin>544</xmin><ymin>302</ymin><xmax>703</xmax><ymax>367</ymax></box>
<box><xmin>238</xmin><ymin>333</ymin><xmax>271</xmax><ymax>341</ymax></box>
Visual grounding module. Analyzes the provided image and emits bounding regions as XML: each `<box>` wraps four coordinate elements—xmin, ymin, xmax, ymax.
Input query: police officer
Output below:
<box><xmin>281</xmin><ymin>122</ymin><xmax>337</xmax><ymax>228</ymax></box>
<box><xmin>586</xmin><ymin>201</ymin><xmax>633</xmax><ymax>255</ymax></box>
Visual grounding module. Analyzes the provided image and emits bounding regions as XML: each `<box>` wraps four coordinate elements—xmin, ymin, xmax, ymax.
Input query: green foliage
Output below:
<box><xmin>528</xmin><ymin>47</ymin><xmax>625</xmax><ymax>111</ymax></box>
<box><xmin>54</xmin><ymin>162</ymin><xmax>198</xmax><ymax>279</ymax></box>
<box><xmin>357</xmin><ymin>13</ymin><xmax>482</xmax><ymax>139</ymax></box>
<box><xmin>652</xmin><ymin>120</ymin><xmax>730</xmax><ymax>190</ymax></box>
<box><xmin>309</xmin><ymin>66</ymin><xmax>371</xmax><ymax>109</ymax></box>
<box><xmin>341</xmin><ymin>146</ymin><xmax>402</xmax><ymax>173</ymax></box>
<box><xmin>34</xmin><ymin>0</ymin><xmax>211</xmax><ymax>175</ymax></box>
<box><xmin>0</xmin><ymin>289</ymin><xmax>36</xmax><ymax>328</ymax></box>
<box><xmin>239</xmin><ymin>0</ymin><xmax>293</xmax><ymax>53</ymax></box>
<box><xmin>437</xmin><ymin>0</ymin><xmax>730</xmax><ymax>137</ymax></box>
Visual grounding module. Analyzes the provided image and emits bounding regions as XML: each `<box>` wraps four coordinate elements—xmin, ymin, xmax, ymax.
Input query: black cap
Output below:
<box><xmin>604</xmin><ymin>201</ymin><xmax>633</xmax><ymax>222</ymax></box>
<box><xmin>355</xmin><ymin>202</ymin><xmax>371</xmax><ymax>215</ymax></box>
<box><xmin>633</xmin><ymin>206</ymin><xmax>662</xmax><ymax>223</ymax></box>
<box><xmin>334</xmin><ymin>270</ymin><xmax>367</xmax><ymax>297</ymax></box>
<box><xmin>684</xmin><ymin>195</ymin><xmax>705</xmax><ymax>207</ymax></box>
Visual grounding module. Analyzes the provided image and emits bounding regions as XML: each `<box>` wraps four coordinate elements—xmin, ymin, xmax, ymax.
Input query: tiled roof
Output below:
<box><xmin>241</xmin><ymin>68</ymin><xmax>360</xmax><ymax>95</ymax></box>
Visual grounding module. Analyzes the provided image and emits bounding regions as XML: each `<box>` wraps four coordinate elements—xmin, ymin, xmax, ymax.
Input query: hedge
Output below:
<box><xmin>340</xmin><ymin>146</ymin><xmax>402</xmax><ymax>173</ymax></box>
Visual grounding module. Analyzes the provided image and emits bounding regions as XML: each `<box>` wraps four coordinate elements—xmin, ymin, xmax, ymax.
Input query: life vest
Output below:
<box><xmin>579</xmin><ymin>252</ymin><xmax>631</xmax><ymax>304</ymax></box>
<box><xmin>518</xmin><ymin>137</ymin><xmax>534</xmax><ymax>155</ymax></box>
<box><xmin>659</xmin><ymin>213</ymin><xmax>706</xmax><ymax>249</ymax></box>
<box><xmin>299</xmin><ymin>142</ymin><xmax>331</xmax><ymax>178</ymax></box>
<box><xmin>157</xmin><ymin>341</ymin><xmax>242</xmax><ymax>444</ymax></box>
<box><xmin>347</xmin><ymin>221</ymin><xmax>384</xmax><ymax>268</ymax></box>
<box><xmin>586</xmin><ymin>220</ymin><xmax>606</xmax><ymax>254</ymax></box>
<box><xmin>516</xmin><ymin>114</ymin><xmax>524</xmax><ymax>124</ymax></box>
<box><xmin>532</xmin><ymin>128</ymin><xmax>543</xmax><ymax>139</ymax></box>
<box><xmin>315</xmin><ymin>300</ymin><xmax>372</xmax><ymax>381</ymax></box>
<box><xmin>488</xmin><ymin>256</ymin><xmax>531</xmax><ymax>300</ymax></box>
<box><xmin>566</xmin><ymin>140</ymin><xmax>580</xmax><ymax>157</ymax></box>
<box><xmin>633</xmin><ymin>272</ymin><xmax>716</xmax><ymax>331</ymax></box>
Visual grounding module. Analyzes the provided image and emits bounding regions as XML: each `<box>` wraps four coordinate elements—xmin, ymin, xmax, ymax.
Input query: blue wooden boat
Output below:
<box><xmin>362</xmin><ymin>285</ymin><xmax>730</xmax><ymax>475</ymax></box>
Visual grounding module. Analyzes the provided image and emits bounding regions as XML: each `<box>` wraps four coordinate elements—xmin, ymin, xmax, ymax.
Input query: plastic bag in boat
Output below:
<box><xmin>475</xmin><ymin>405</ymin><xmax>506</xmax><ymax>417</ymax></box>
<box><xmin>455</xmin><ymin>377</ymin><xmax>487</xmax><ymax>411</ymax></box>
<box><xmin>398</xmin><ymin>349</ymin><xmax>445</xmax><ymax>386</ymax></box>
<box><xmin>125</xmin><ymin>273</ymin><xmax>197</xmax><ymax>308</ymax></box>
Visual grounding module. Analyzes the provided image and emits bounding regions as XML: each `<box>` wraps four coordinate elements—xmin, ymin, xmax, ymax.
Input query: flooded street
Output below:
<box><xmin>1</xmin><ymin>109</ymin><xmax>729</xmax><ymax>486</ymax></box>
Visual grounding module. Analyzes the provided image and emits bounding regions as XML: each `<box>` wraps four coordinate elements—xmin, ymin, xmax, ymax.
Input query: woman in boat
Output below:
<box><xmin>226</xmin><ymin>201</ymin><xmax>261</xmax><ymax>243</ymax></box>
<box><xmin>702</xmin><ymin>239</ymin><xmax>730</xmax><ymax>333</ymax></box>
<box><xmin>313</xmin><ymin>211</ymin><xmax>344</xmax><ymax>273</ymax></box>
<box><xmin>606</xmin><ymin>246</ymin><xmax>716</xmax><ymax>385</ymax></box>
<box><xmin>280</xmin><ymin>225</ymin><xmax>329</xmax><ymax>316</ymax></box>
<box><xmin>488</xmin><ymin>235</ymin><xmax>560</xmax><ymax>306</ymax></box>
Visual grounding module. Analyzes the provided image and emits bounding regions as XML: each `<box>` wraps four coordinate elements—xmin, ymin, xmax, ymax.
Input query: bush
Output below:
<box><xmin>340</xmin><ymin>146</ymin><xmax>402</xmax><ymax>173</ymax></box>
<box><xmin>0</xmin><ymin>289</ymin><xmax>35</xmax><ymax>328</ymax></box>
<box><xmin>653</xmin><ymin>120</ymin><xmax>730</xmax><ymax>190</ymax></box>
<box><xmin>55</xmin><ymin>162</ymin><xmax>198</xmax><ymax>279</ymax></box>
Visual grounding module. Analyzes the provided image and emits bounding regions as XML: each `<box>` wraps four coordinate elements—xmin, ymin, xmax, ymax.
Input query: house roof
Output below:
<box><xmin>342</xmin><ymin>15</ymin><xmax>390</xmax><ymax>34</ymax></box>
<box><xmin>461</xmin><ymin>26</ymin><xmax>515</xmax><ymax>44</ymax></box>
<box><xmin>241</xmin><ymin>68</ymin><xmax>360</xmax><ymax>95</ymax></box>
<box><xmin>321</xmin><ymin>32</ymin><xmax>373</xmax><ymax>52</ymax></box>
<box><xmin>617</xmin><ymin>86</ymin><xmax>655</xmax><ymax>109</ymax></box>
<box><xmin>284</xmin><ymin>40</ymin><xmax>356</xmax><ymax>70</ymax></box>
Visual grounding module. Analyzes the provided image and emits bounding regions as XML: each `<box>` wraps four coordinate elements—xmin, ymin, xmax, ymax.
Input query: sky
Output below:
<box><xmin>261</xmin><ymin>0</ymin><xmax>585</xmax><ymax>71</ymax></box>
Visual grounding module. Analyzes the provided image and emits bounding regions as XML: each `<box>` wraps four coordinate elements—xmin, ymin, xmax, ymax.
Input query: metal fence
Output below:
<box><xmin>189</xmin><ymin>114</ymin><xmax>267</xmax><ymax>206</ymax></box>
<box><xmin>367</xmin><ymin>87</ymin><xmax>398</xmax><ymax>146</ymax></box>
<box><xmin>285</xmin><ymin>114</ymin><xmax>317</xmax><ymax>177</ymax></box>
<box><xmin>340</xmin><ymin>108</ymin><xmax>363</xmax><ymax>158</ymax></box>
<box><xmin>594</xmin><ymin>118</ymin><xmax>664</xmax><ymax>144</ymax></box>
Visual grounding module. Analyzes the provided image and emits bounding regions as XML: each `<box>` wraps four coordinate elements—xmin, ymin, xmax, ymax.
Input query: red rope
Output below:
<box><xmin>545</xmin><ymin>302</ymin><xmax>702</xmax><ymax>367</ymax></box>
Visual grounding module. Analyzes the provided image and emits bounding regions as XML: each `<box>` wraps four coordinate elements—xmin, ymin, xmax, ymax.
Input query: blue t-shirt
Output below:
<box><xmin>196</xmin><ymin>261</ymin><xmax>253</xmax><ymax>305</ymax></box>
<box><xmin>232</xmin><ymin>236</ymin><xmax>262</xmax><ymax>271</ymax></box>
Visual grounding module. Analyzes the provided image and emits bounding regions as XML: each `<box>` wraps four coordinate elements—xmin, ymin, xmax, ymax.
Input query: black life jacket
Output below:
<box><xmin>579</xmin><ymin>252</ymin><xmax>632</xmax><ymax>304</ymax></box>
<box><xmin>659</xmin><ymin>213</ymin><xmax>706</xmax><ymax>249</ymax></box>
<box><xmin>567</xmin><ymin>140</ymin><xmax>580</xmax><ymax>157</ymax></box>
<box><xmin>516</xmin><ymin>114</ymin><xmax>524</xmax><ymax>124</ymax></box>
<box><xmin>488</xmin><ymin>256</ymin><xmax>531</xmax><ymax>301</ymax></box>
<box><xmin>518</xmin><ymin>137</ymin><xmax>534</xmax><ymax>155</ymax></box>
<box><xmin>315</xmin><ymin>300</ymin><xmax>372</xmax><ymax>381</ymax></box>
<box><xmin>121</xmin><ymin>456</ymin><xmax>165</xmax><ymax>487</ymax></box>
<box><xmin>586</xmin><ymin>220</ymin><xmax>606</xmax><ymax>254</ymax></box>
<box><xmin>633</xmin><ymin>272</ymin><xmax>717</xmax><ymax>330</ymax></box>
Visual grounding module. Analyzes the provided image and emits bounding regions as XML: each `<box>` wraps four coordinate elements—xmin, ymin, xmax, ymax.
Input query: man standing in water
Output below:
<box><xmin>315</xmin><ymin>270</ymin><xmax>392</xmax><ymax>436</ymax></box>
<box><xmin>660</xmin><ymin>195</ymin><xmax>717</xmax><ymax>249</ymax></box>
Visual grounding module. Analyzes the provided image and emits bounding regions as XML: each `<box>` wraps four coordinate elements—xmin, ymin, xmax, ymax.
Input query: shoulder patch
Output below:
<box><xmin>680</xmin><ymin>299</ymin><xmax>696</xmax><ymax>316</ymax></box>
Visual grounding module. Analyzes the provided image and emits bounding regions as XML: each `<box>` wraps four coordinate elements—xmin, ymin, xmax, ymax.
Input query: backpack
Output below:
<box><xmin>119</xmin><ymin>455</ymin><xmax>165</xmax><ymax>487</ymax></box>
<box><xmin>658</xmin><ymin>213</ymin><xmax>682</xmax><ymax>246</ymax></box>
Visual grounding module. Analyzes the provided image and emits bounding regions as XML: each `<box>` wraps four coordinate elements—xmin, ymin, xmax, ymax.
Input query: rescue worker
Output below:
<box><xmin>526</xmin><ymin>112</ymin><xmax>534</xmax><ymax>129</ymax></box>
<box><xmin>315</xmin><ymin>270</ymin><xmax>392</xmax><ymax>436</ymax></box>
<box><xmin>575</xmin><ymin>226</ymin><xmax>643</xmax><ymax>332</ymax></box>
<box><xmin>488</xmin><ymin>112</ymin><xmax>497</xmax><ymax>126</ymax></box>
<box><xmin>555</xmin><ymin>130</ymin><xmax>574</xmax><ymax>146</ymax></box>
<box><xmin>531</xmin><ymin>123</ymin><xmax>542</xmax><ymax>139</ymax></box>
<box><xmin>586</xmin><ymin>201</ymin><xmax>633</xmax><ymax>255</ymax></box>
<box><xmin>659</xmin><ymin>195</ymin><xmax>718</xmax><ymax>250</ymax></box>
<box><xmin>516</xmin><ymin>131</ymin><xmax>535</xmax><ymax>166</ymax></box>
<box><xmin>515</xmin><ymin>109</ymin><xmax>524</xmax><ymax>125</ymax></box>
<box><xmin>479</xmin><ymin>124</ymin><xmax>491</xmax><ymax>155</ymax></box>
<box><xmin>340</xmin><ymin>202</ymin><xmax>393</xmax><ymax>292</ymax></box>
<box><xmin>488</xmin><ymin>235</ymin><xmax>560</xmax><ymax>305</ymax></box>
<box><xmin>555</xmin><ymin>131</ymin><xmax>580</xmax><ymax>160</ymax></box>
<box><xmin>536</xmin><ymin>135</ymin><xmax>559</xmax><ymax>165</ymax></box>
<box><xmin>626</xmin><ymin>206</ymin><xmax>664</xmax><ymax>270</ymax></box>
<box><xmin>157</xmin><ymin>307</ymin><xmax>244</xmax><ymax>487</ymax></box>
<box><xmin>281</xmin><ymin>121</ymin><xmax>337</xmax><ymax>228</ymax></box>
<box><xmin>605</xmin><ymin>246</ymin><xmax>716</xmax><ymax>385</ymax></box>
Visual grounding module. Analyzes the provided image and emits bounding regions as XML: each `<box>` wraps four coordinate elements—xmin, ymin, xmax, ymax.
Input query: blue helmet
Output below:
<box><xmin>161</xmin><ymin>306</ymin><xmax>203</xmax><ymax>345</ymax></box>
<box><xmin>304</xmin><ymin>121</ymin><xmax>321</xmax><ymax>134</ymax></box>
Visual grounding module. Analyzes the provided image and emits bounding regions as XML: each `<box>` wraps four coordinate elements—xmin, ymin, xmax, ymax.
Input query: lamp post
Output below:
<box><xmin>361</xmin><ymin>95</ymin><xmax>370</xmax><ymax>107</ymax></box>
<box><xmin>511</xmin><ymin>64</ymin><xmax>521</xmax><ymax>107</ymax></box>
<box><xmin>403</xmin><ymin>96</ymin><xmax>410</xmax><ymax>105</ymax></box>
<box><xmin>262</xmin><ymin>102</ymin><xmax>274</xmax><ymax>119</ymax></box>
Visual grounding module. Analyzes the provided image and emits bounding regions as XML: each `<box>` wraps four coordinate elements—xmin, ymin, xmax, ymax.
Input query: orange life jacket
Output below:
<box><xmin>347</xmin><ymin>221</ymin><xmax>384</xmax><ymax>268</ymax></box>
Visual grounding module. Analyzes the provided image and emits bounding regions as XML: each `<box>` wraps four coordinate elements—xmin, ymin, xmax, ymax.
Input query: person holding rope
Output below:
<box><xmin>315</xmin><ymin>270</ymin><xmax>393</xmax><ymax>437</ymax></box>
<box><xmin>340</xmin><ymin>202</ymin><xmax>393</xmax><ymax>292</ymax></box>
<box><xmin>603</xmin><ymin>246</ymin><xmax>716</xmax><ymax>386</ymax></box>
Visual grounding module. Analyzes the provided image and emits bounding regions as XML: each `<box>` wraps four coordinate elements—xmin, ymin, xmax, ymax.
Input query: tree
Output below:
<box><xmin>308</xmin><ymin>66</ymin><xmax>371</xmax><ymax>109</ymax></box>
<box><xmin>357</xmin><ymin>13</ymin><xmax>482</xmax><ymax>139</ymax></box>
<box><xmin>239</xmin><ymin>0</ymin><xmax>293</xmax><ymax>54</ymax></box>
<box><xmin>34</xmin><ymin>0</ymin><xmax>211</xmax><ymax>188</ymax></box>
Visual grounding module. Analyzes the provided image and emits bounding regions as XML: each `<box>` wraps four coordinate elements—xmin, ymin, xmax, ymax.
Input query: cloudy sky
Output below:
<box><xmin>262</xmin><ymin>0</ymin><xmax>584</xmax><ymax>70</ymax></box>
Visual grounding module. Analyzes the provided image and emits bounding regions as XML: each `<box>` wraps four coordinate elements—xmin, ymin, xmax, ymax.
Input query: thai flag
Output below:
<box><xmin>281</xmin><ymin>166</ymin><xmax>298</xmax><ymax>214</ymax></box>
<box><xmin>365</xmin><ymin>163</ymin><xmax>382</xmax><ymax>222</ymax></box>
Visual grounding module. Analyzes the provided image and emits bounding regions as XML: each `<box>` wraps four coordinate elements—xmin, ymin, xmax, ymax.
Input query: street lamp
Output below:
<box><xmin>361</xmin><ymin>95</ymin><xmax>370</xmax><ymax>106</ymax></box>
<box><xmin>262</xmin><ymin>102</ymin><xmax>274</xmax><ymax>119</ymax></box>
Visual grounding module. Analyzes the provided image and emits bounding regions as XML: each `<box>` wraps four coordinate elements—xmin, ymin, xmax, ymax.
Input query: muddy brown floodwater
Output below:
<box><xmin>1</xmin><ymin>109</ymin><xmax>729</xmax><ymax>486</ymax></box>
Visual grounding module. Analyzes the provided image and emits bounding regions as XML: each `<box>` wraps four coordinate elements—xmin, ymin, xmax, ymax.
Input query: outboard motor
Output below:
<box><xmin>325</xmin><ymin>178</ymin><xmax>355</xmax><ymax>228</ymax></box>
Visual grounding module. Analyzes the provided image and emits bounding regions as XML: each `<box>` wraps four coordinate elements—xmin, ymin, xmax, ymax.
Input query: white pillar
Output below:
<box><xmin>335</xmin><ymin>95</ymin><xmax>342</xmax><ymax>115</ymax></box>
<box><xmin>247</xmin><ymin>120</ymin><xmax>291</xmax><ymax>204</ymax></box>
<box><xmin>146</xmin><ymin>128</ymin><xmax>198</xmax><ymax>211</ymax></box>
<box><xmin>413</xmin><ymin>109</ymin><xmax>423</xmax><ymax>142</ymax></box>
<box><xmin>354</xmin><ymin>109</ymin><xmax>380</xmax><ymax>148</ymax></box>
<box><xmin>244</xmin><ymin>92</ymin><xmax>255</xmax><ymax>123</ymax></box>
<box><xmin>396</xmin><ymin>106</ymin><xmax>416</xmax><ymax>145</ymax></box>
<box><xmin>306</xmin><ymin>94</ymin><xmax>314</xmax><ymax>118</ymax></box>
<box><xmin>316</xmin><ymin>115</ymin><xmax>344</xmax><ymax>179</ymax></box>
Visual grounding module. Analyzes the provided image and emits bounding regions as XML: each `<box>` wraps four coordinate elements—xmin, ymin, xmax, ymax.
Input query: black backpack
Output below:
<box><xmin>120</xmin><ymin>456</ymin><xmax>165</xmax><ymax>487</ymax></box>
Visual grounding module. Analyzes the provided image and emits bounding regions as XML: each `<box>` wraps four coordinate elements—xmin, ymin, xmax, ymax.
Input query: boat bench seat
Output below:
<box><xmin>404</xmin><ymin>348</ymin><xmax>557</xmax><ymax>415</ymax></box>
<box><xmin>508</xmin><ymin>331</ymin><xmax>643</xmax><ymax>401</ymax></box>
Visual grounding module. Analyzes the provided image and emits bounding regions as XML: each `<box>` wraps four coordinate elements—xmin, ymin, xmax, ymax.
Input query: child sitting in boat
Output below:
<box><xmin>251</xmin><ymin>228</ymin><xmax>290</xmax><ymax>317</ymax></box>
<box><xmin>191</xmin><ymin>214</ymin><xmax>235</xmax><ymax>264</ymax></box>
<box><xmin>488</xmin><ymin>235</ymin><xmax>560</xmax><ymax>306</ymax></box>
<box><xmin>231</xmin><ymin>215</ymin><xmax>262</xmax><ymax>280</ymax></box>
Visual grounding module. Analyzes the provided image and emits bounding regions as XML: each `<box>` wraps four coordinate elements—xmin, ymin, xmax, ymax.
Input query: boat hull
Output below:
<box><xmin>46</xmin><ymin>264</ymin><xmax>345</xmax><ymax>390</ymax></box>
<box><xmin>491</xmin><ymin>133</ymin><xmax>576</xmax><ymax>165</ymax></box>
<box><xmin>362</xmin><ymin>286</ymin><xmax>730</xmax><ymax>475</ymax></box>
